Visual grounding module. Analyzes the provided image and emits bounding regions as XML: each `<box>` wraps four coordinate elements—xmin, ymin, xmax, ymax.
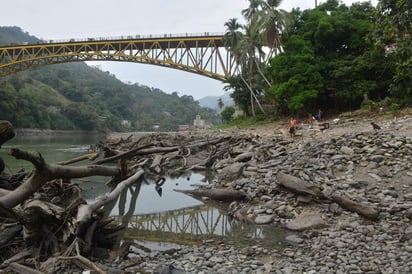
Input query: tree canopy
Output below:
<box><xmin>221</xmin><ymin>0</ymin><xmax>411</xmax><ymax>119</ymax></box>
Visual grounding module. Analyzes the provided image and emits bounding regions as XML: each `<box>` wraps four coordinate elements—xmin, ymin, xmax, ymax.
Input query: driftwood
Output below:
<box><xmin>56</xmin><ymin>152</ymin><xmax>100</xmax><ymax>165</ymax></box>
<box><xmin>332</xmin><ymin>194</ymin><xmax>379</xmax><ymax>220</ymax></box>
<box><xmin>0</xmin><ymin>249</ymin><xmax>32</xmax><ymax>269</ymax></box>
<box><xmin>8</xmin><ymin>262</ymin><xmax>43</xmax><ymax>274</ymax></box>
<box><xmin>40</xmin><ymin>255</ymin><xmax>106</xmax><ymax>274</ymax></box>
<box><xmin>94</xmin><ymin>136</ymin><xmax>230</xmax><ymax>165</ymax></box>
<box><xmin>174</xmin><ymin>187</ymin><xmax>248</xmax><ymax>201</ymax></box>
<box><xmin>276</xmin><ymin>172</ymin><xmax>324</xmax><ymax>198</ymax></box>
<box><xmin>276</xmin><ymin>172</ymin><xmax>379</xmax><ymax>220</ymax></box>
<box><xmin>75</xmin><ymin>168</ymin><xmax>144</xmax><ymax>227</ymax></box>
<box><xmin>0</xmin><ymin>120</ymin><xmax>15</xmax><ymax>147</ymax></box>
<box><xmin>149</xmin><ymin>154</ymin><xmax>163</xmax><ymax>173</ymax></box>
<box><xmin>0</xmin><ymin>148</ymin><xmax>120</xmax><ymax>209</ymax></box>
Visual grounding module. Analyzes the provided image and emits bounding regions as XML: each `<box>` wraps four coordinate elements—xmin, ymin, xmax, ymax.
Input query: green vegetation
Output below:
<box><xmin>220</xmin><ymin>106</ymin><xmax>236</xmax><ymax>123</ymax></box>
<box><xmin>223</xmin><ymin>0</ymin><xmax>411</xmax><ymax>119</ymax></box>
<box><xmin>0</xmin><ymin>27</ymin><xmax>220</xmax><ymax>132</ymax></box>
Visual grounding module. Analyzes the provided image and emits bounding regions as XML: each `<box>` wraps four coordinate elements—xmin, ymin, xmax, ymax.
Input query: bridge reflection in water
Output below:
<box><xmin>103</xmin><ymin>174</ymin><xmax>286</xmax><ymax>254</ymax></box>
<box><xmin>112</xmin><ymin>202</ymin><xmax>287</xmax><ymax>252</ymax></box>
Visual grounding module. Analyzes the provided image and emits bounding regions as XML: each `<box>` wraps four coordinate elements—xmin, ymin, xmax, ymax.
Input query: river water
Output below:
<box><xmin>0</xmin><ymin>133</ymin><xmax>287</xmax><ymax>255</ymax></box>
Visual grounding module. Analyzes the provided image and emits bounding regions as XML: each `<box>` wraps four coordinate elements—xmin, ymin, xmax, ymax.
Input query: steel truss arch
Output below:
<box><xmin>0</xmin><ymin>35</ymin><xmax>237</xmax><ymax>81</ymax></box>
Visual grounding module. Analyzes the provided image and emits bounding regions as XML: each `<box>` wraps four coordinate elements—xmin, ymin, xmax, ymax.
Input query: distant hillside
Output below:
<box><xmin>198</xmin><ymin>93</ymin><xmax>234</xmax><ymax>112</ymax></box>
<box><xmin>0</xmin><ymin>26</ymin><xmax>40</xmax><ymax>46</ymax></box>
<box><xmin>0</xmin><ymin>26</ymin><xmax>221</xmax><ymax>131</ymax></box>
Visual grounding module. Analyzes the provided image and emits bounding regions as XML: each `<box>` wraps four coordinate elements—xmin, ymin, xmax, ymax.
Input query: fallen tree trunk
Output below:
<box><xmin>332</xmin><ymin>194</ymin><xmax>379</xmax><ymax>220</ymax></box>
<box><xmin>0</xmin><ymin>148</ymin><xmax>120</xmax><ymax>209</ymax></box>
<box><xmin>276</xmin><ymin>172</ymin><xmax>324</xmax><ymax>198</ymax></box>
<box><xmin>174</xmin><ymin>188</ymin><xmax>248</xmax><ymax>201</ymax></box>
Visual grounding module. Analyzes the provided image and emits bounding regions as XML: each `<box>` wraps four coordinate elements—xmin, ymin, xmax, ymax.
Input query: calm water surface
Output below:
<box><xmin>1</xmin><ymin>134</ymin><xmax>288</xmax><ymax>254</ymax></box>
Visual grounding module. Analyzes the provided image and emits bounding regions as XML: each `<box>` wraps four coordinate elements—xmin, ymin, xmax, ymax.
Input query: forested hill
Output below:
<box><xmin>0</xmin><ymin>26</ymin><xmax>220</xmax><ymax>132</ymax></box>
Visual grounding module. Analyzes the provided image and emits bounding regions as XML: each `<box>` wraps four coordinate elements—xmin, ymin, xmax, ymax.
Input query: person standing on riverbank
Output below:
<box><xmin>289</xmin><ymin>117</ymin><xmax>297</xmax><ymax>140</ymax></box>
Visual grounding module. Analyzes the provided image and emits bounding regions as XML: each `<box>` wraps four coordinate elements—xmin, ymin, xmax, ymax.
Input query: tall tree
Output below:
<box><xmin>223</xmin><ymin>18</ymin><xmax>243</xmax><ymax>60</ymax></box>
<box><xmin>372</xmin><ymin>0</ymin><xmax>412</xmax><ymax>103</ymax></box>
<box><xmin>223</xmin><ymin>17</ymin><xmax>266</xmax><ymax>116</ymax></box>
<box><xmin>226</xmin><ymin>0</ymin><xmax>287</xmax><ymax>116</ymax></box>
<box><xmin>242</xmin><ymin>0</ymin><xmax>265</xmax><ymax>21</ymax></box>
<box><xmin>261</xmin><ymin>0</ymin><xmax>288</xmax><ymax>56</ymax></box>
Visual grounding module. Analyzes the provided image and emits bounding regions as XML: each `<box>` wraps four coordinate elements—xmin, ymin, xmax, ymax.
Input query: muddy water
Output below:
<box><xmin>1</xmin><ymin>134</ymin><xmax>287</xmax><ymax>254</ymax></box>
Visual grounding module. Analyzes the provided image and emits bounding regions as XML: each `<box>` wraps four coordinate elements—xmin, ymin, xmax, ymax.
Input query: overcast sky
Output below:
<box><xmin>3</xmin><ymin>0</ymin><xmax>377</xmax><ymax>100</ymax></box>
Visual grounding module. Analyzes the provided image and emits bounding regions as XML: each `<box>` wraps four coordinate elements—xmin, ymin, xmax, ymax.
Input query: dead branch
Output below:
<box><xmin>94</xmin><ymin>136</ymin><xmax>230</xmax><ymax>165</ymax></box>
<box><xmin>174</xmin><ymin>187</ymin><xmax>248</xmax><ymax>201</ymax></box>
<box><xmin>56</xmin><ymin>152</ymin><xmax>100</xmax><ymax>165</ymax></box>
<box><xmin>75</xmin><ymin>168</ymin><xmax>144</xmax><ymax>227</ymax></box>
<box><xmin>8</xmin><ymin>262</ymin><xmax>43</xmax><ymax>274</ymax></box>
<box><xmin>0</xmin><ymin>148</ymin><xmax>120</xmax><ymax>209</ymax></box>
<box><xmin>40</xmin><ymin>255</ymin><xmax>106</xmax><ymax>274</ymax></box>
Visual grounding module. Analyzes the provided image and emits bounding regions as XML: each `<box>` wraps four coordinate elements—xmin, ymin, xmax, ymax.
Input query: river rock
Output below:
<box><xmin>285</xmin><ymin>234</ymin><xmax>304</xmax><ymax>245</ymax></box>
<box><xmin>218</xmin><ymin>162</ymin><xmax>246</xmax><ymax>181</ymax></box>
<box><xmin>254</xmin><ymin>214</ymin><xmax>274</xmax><ymax>224</ymax></box>
<box><xmin>285</xmin><ymin>212</ymin><xmax>328</xmax><ymax>231</ymax></box>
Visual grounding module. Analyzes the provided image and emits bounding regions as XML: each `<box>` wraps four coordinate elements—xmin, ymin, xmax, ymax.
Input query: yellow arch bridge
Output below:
<box><xmin>0</xmin><ymin>32</ymin><xmax>238</xmax><ymax>81</ymax></box>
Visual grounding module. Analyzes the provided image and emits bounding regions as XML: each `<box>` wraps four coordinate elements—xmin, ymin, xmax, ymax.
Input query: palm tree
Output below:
<box><xmin>242</xmin><ymin>0</ymin><xmax>265</xmax><ymax>21</ymax></box>
<box><xmin>260</xmin><ymin>0</ymin><xmax>288</xmax><ymax>57</ymax></box>
<box><xmin>223</xmin><ymin>18</ymin><xmax>243</xmax><ymax>59</ymax></box>
<box><xmin>225</xmin><ymin>0</ymin><xmax>290</xmax><ymax>117</ymax></box>
<box><xmin>224</xmin><ymin>11</ymin><xmax>267</xmax><ymax>116</ymax></box>
<box><xmin>240</xmin><ymin>16</ymin><xmax>267</xmax><ymax>115</ymax></box>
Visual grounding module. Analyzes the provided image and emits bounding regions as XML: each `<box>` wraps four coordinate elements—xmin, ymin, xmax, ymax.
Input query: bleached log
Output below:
<box><xmin>276</xmin><ymin>172</ymin><xmax>323</xmax><ymax>198</ymax></box>
<box><xmin>174</xmin><ymin>188</ymin><xmax>248</xmax><ymax>201</ymax></box>
<box><xmin>40</xmin><ymin>255</ymin><xmax>105</xmax><ymax>274</ymax></box>
<box><xmin>0</xmin><ymin>148</ymin><xmax>120</xmax><ymax>209</ymax></box>
<box><xmin>56</xmin><ymin>152</ymin><xmax>100</xmax><ymax>165</ymax></box>
<box><xmin>149</xmin><ymin>154</ymin><xmax>163</xmax><ymax>173</ymax></box>
<box><xmin>75</xmin><ymin>168</ymin><xmax>144</xmax><ymax>227</ymax></box>
<box><xmin>94</xmin><ymin>136</ymin><xmax>230</xmax><ymax>164</ymax></box>
<box><xmin>8</xmin><ymin>262</ymin><xmax>43</xmax><ymax>274</ymax></box>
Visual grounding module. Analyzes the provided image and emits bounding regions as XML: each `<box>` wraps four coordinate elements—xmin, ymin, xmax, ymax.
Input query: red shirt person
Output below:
<box><xmin>289</xmin><ymin>117</ymin><xmax>297</xmax><ymax>140</ymax></box>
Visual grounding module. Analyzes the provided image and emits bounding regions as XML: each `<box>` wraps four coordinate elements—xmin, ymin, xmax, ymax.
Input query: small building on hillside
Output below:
<box><xmin>121</xmin><ymin>120</ymin><xmax>131</xmax><ymax>128</ymax></box>
<box><xmin>152</xmin><ymin>123</ymin><xmax>160</xmax><ymax>131</ymax></box>
<box><xmin>193</xmin><ymin>115</ymin><xmax>205</xmax><ymax>129</ymax></box>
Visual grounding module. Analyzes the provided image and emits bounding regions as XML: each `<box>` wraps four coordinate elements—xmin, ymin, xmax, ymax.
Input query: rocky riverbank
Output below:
<box><xmin>112</xmin><ymin>112</ymin><xmax>412</xmax><ymax>274</ymax></box>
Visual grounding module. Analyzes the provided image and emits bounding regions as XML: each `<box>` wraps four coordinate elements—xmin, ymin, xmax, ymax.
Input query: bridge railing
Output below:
<box><xmin>7</xmin><ymin>32</ymin><xmax>226</xmax><ymax>46</ymax></box>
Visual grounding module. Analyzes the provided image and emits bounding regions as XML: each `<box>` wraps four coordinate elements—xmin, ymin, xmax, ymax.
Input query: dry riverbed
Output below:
<box><xmin>105</xmin><ymin>110</ymin><xmax>412</xmax><ymax>273</ymax></box>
